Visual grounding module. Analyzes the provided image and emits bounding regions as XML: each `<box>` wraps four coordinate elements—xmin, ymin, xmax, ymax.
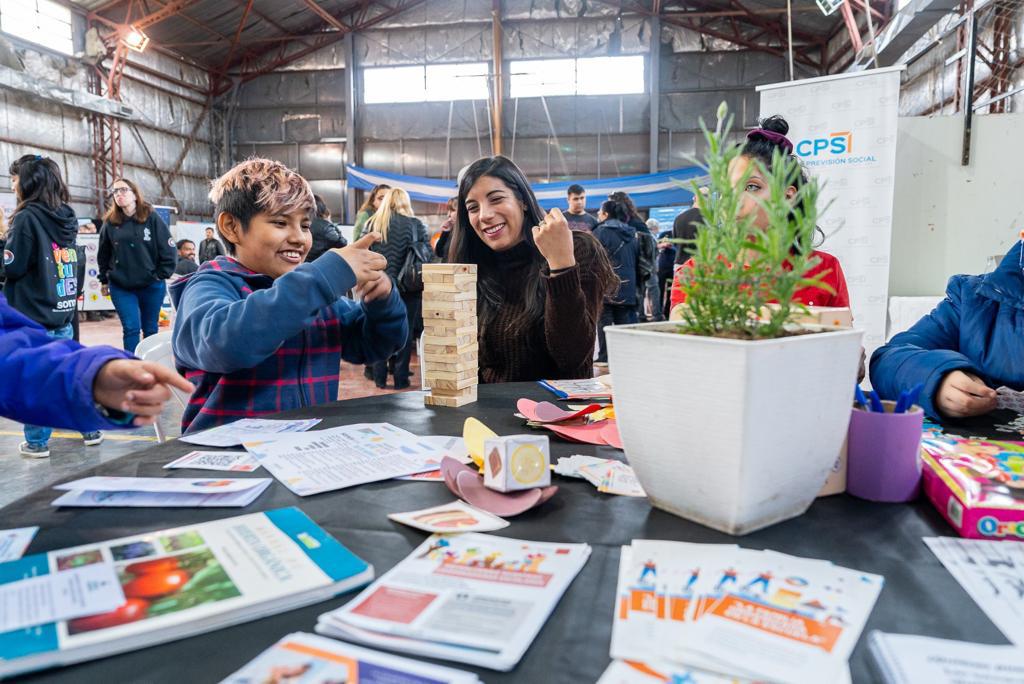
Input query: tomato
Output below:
<box><xmin>68</xmin><ymin>598</ymin><xmax>149</xmax><ymax>633</ymax></box>
<box><xmin>123</xmin><ymin>569</ymin><xmax>191</xmax><ymax>598</ymax></box>
<box><xmin>124</xmin><ymin>558</ymin><xmax>179</xmax><ymax>576</ymax></box>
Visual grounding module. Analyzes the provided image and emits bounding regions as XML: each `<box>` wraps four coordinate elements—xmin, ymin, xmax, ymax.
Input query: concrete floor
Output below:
<box><xmin>0</xmin><ymin>316</ymin><xmax>421</xmax><ymax>508</ymax></box>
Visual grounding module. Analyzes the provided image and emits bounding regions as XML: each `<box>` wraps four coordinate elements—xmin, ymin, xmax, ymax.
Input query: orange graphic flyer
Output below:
<box><xmin>710</xmin><ymin>595</ymin><xmax>843</xmax><ymax>652</ymax></box>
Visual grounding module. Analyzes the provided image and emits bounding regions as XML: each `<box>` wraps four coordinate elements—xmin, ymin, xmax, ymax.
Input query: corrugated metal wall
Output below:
<box><xmin>0</xmin><ymin>34</ymin><xmax>213</xmax><ymax>222</ymax></box>
<box><xmin>229</xmin><ymin>0</ymin><xmax>803</xmax><ymax>221</ymax></box>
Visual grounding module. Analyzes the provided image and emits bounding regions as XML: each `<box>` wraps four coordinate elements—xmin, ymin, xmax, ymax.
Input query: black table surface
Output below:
<box><xmin>2</xmin><ymin>383</ymin><xmax>1012</xmax><ymax>684</ymax></box>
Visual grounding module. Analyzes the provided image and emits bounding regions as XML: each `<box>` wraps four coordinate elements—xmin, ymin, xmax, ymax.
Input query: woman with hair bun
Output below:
<box><xmin>669</xmin><ymin>114</ymin><xmax>850</xmax><ymax>314</ymax></box>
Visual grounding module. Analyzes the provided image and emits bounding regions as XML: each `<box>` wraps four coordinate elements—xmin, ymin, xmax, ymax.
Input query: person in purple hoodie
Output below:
<box><xmin>0</xmin><ymin>292</ymin><xmax>193</xmax><ymax>450</ymax></box>
<box><xmin>170</xmin><ymin>158</ymin><xmax>408</xmax><ymax>434</ymax></box>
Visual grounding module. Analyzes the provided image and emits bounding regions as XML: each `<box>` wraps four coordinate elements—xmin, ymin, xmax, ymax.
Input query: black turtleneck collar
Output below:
<box><xmin>495</xmin><ymin>239</ymin><xmax>534</xmax><ymax>272</ymax></box>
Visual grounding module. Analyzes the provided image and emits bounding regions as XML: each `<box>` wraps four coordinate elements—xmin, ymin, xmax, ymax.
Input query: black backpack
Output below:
<box><xmin>397</xmin><ymin>234</ymin><xmax>438</xmax><ymax>295</ymax></box>
<box><xmin>636</xmin><ymin>230</ymin><xmax>656</xmax><ymax>284</ymax></box>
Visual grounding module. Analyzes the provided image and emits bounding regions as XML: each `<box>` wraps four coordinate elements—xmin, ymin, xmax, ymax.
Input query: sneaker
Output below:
<box><xmin>19</xmin><ymin>441</ymin><xmax>50</xmax><ymax>458</ymax></box>
<box><xmin>82</xmin><ymin>431</ymin><xmax>104</xmax><ymax>446</ymax></box>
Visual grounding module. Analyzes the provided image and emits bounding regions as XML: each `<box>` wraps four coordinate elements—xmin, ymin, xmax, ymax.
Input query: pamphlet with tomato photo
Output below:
<box><xmin>0</xmin><ymin>508</ymin><xmax>374</xmax><ymax>679</ymax></box>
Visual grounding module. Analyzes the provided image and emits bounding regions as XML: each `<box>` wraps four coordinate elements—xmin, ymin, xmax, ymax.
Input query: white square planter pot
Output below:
<box><xmin>605</xmin><ymin>322</ymin><xmax>864</xmax><ymax>535</ymax></box>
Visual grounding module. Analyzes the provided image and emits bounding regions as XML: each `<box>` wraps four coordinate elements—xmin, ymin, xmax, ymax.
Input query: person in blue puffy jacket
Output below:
<box><xmin>870</xmin><ymin>238</ymin><xmax>1023</xmax><ymax>419</ymax></box>
<box><xmin>0</xmin><ymin>292</ymin><xmax>192</xmax><ymax>455</ymax></box>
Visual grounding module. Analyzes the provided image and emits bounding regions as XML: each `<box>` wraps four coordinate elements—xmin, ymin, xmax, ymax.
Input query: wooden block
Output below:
<box><xmin>425</xmin><ymin>389</ymin><xmax>477</xmax><ymax>408</ymax></box>
<box><xmin>422</xmin><ymin>321</ymin><xmax>477</xmax><ymax>336</ymax></box>
<box><xmin>422</xmin><ymin>298</ymin><xmax>476</xmax><ymax>312</ymax></box>
<box><xmin>423</xmin><ymin>275</ymin><xmax>477</xmax><ymax>292</ymax></box>
<box><xmin>422</xmin><ymin>290</ymin><xmax>476</xmax><ymax>302</ymax></box>
<box><xmin>425</xmin><ymin>359</ymin><xmax>478</xmax><ymax>373</ymax></box>
<box><xmin>419</xmin><ymin>352</ymin><xmax>475</xmax><ymax>368</ymax></box>
<box><xmin>419</xmin><ymin>270</ymin><xmax>475</xmax><ymax>286</ymax></box>
<box><xmin>428</xmin><ymin>385</ymin><xmax>478</xmax><ymax>398</ymax></box>
<box><xmin>423</xmin><ymin>263</ymin><xmax>477</xmax><ymax>275</ymax></box>
<box><xmin>423</xmin><ymin>341</ymin><xmax>478</xmax><ymax>356</ymax></box>
<box><xmin>425</xmin><ymin>375</ymin><xmax>477</xmax><ymax>391</ymax></box>
<box><xmin>425</xmin><ymin>367</ymin><xmax>476</xmax><ymax>381</ymax></box>
<box><xmin>423</xmin><ymin>308</ymin><xmax>476</xmax><ymax>322</ymax></box>
<box><xmin>422</xmin><ymin>332</ymin><xmax>476</xmax><ymax>348</ymax></box>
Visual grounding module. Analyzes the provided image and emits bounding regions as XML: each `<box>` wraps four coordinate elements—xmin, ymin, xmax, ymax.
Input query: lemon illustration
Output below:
<box><xmin>510</xmin><ymin>444</ymin><xmax>546</xmax><ymax>484</ymax></box>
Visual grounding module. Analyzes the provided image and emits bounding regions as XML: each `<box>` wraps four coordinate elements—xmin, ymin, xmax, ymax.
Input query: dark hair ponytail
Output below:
<box><xmin>15</xmin><ymin>156</ymin><xmax>69</xmax><ymax>212</ymax></box>
<box><xmin>742</xmin><ymin>115</ymin><xmax>823</xmax><ymax>248</ymax></box>
<box><xmin>600</xmin><ymin>199</ymin><xmax>629</xmax><ymax>223</ymax></box>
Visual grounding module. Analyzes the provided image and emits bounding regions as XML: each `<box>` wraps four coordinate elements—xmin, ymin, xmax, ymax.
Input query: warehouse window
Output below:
<box><xmin>509</xmin><ymin>59</ymin><xmax>576</xmax><ymax>98</ymax></box>
<box><xmin>576</xmin><ymin>55</ymin><xmax>644</xmax><ymax>95</ymax></box>
<box><xmin>0</xmin><ymin>0</ymin><xmax>74</xmax><ymax>56</ymax></box>
<box><xmin>426</xmin><ymin>63</ymin><xmax>489</xmax><ymax>101</ymax></box>
<box><xmin>364</xmin><ymin>63</ymin><xmax>489</xmax><ymax>104</ymax></box>
<box><xmin>364</xmin><ymin>65</ymin><xmax>426</xmax><ymax>104</ymax></box>
<box><xmin>510</xmin><ymin>55</ymin><xmax>644</xmax><ymax>98</ymax></box>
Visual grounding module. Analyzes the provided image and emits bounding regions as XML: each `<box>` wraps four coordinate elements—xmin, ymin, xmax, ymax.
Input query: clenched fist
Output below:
<box><xmin>532</xmin><ymin>207</ymin><xmax>576</xmax><ymax>271</ymax></box>
<box><xmin>332</xmin><ymin>233</ymin><xmax>387</xmax><ymax>288</ymax></box>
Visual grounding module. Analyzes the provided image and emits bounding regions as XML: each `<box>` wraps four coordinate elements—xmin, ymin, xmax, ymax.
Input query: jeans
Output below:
<box><xmin>636</xmin><ymin>271</ymin><xmax>663</xmax><ymax>322</ymax></box>
<box><xmin>373</xmin><ymin>293</ymin><xmax>421</xmax><ymax>389</ymax></box>
<box><xmin>658</xmin><ymin>274</ymin><xmax>673</xmax><ymax>318</ymax></box>
<box><xmin>596</xmin><ymin>303</ymin><xmax>638</xmax><ymax>363</ymax></box>
<box><xmin>24</xmin><ymin>323</ymin><xmax>76</xmax><ymax>446</ymax></box>
<box><xmin>109</xmin><ymin>280</ymin><xmax>166</xmax><ymax>353</ymax></box>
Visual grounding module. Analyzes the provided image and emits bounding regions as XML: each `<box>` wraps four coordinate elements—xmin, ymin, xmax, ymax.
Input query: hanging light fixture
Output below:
<box><xmin>121</xmin><ymin>25</ymin><xmax>150</xmax><ymax>52</ymax></box>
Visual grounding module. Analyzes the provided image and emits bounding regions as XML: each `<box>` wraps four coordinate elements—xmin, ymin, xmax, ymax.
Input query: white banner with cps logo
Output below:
<box><xmin>758</xmin><ymin>66</ymin><xmax>902</xmax><ymax>372</ymax></box>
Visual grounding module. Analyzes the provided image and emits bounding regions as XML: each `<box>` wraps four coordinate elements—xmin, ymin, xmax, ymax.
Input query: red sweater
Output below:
<box><xmin>669</xmin><ymin>249</ymin><xmax>850</xmax><ymax>311</ymax></box>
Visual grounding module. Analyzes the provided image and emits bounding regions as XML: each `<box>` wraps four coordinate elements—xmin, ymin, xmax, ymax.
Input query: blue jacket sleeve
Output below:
<box><xmin>333</xmin><ymin>284</ymin><xmax>409</xmax><ymax>365</ymax></box>
<box><xmin>172</xmin><ymin>252</ymin><xmax>360</xmax><ymax>374</ymax></box>
<box><xmin>0</xmin><ymin>294</ymin><xmax>132</xmax><ymax>430</ymax></box>
<box><xmin>869</xmin><ymin>275</ymin><xmax>976</xmax><ymax>418</ymax></box>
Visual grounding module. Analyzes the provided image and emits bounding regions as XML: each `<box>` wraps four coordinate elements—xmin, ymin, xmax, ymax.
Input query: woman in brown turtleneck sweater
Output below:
<box><xmin>445</xmin><ymin>156</ymin><xmax>616</xmax><ymax>383</ymax></box>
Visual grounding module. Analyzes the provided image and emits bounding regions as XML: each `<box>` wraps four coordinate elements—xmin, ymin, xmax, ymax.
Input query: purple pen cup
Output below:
<box><xmin>846</xmin><ymin>401</ymin><xmax>924</xmax><ymax>502</ymax></box>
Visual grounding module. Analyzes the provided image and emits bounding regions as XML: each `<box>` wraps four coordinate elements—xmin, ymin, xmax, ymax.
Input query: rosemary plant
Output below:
<box><xmin>675</xmin><ymin>103</ymin><xmax>832</xmax><ymax>339</ymax></box>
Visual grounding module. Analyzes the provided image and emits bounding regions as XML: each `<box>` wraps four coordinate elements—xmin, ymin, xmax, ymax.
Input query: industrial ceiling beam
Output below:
<box><xmin>229</xmin><ymin>0</ymin><xmax>316</xmax><ymax>50</ymax></box>
<box><xmin>662</xmin><ymin>13</ymin><xmax>822</xmax><ymax>70</ymax></box>
<box><xmin>298</xmin><ymin>0</ymin><xmax>352</xmax><ymax>32</ymax></box>
<box><xmin>213</xmin><ymin>0</ymin><xmax>429</xmax><ymax>95</ymax></box>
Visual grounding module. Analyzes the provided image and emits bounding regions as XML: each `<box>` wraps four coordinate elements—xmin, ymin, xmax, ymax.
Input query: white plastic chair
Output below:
<box><xmin>134</xmin><ymin>331</ymin><xmax>190</xmax><ymax>442</ymax></box>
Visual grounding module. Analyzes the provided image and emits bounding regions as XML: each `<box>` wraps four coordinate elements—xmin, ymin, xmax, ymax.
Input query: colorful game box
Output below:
<box><xmin>920</xmin><ymin>435</ymin><xmax>1024</xmax><ymax>541</ymax></box>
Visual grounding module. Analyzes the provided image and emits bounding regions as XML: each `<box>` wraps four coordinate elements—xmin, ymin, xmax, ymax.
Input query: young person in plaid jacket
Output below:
<box><xmin>170</xmin><ymin>158</ymin><xmax>408</xmax><ymax>434</ymax></box>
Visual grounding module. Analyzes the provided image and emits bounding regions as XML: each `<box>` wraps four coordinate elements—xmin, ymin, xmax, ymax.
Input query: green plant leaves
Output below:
<box><xmin>675</xmin><ymin>104</ymin><xmax>825</xmax><ymax>339</ymax></box>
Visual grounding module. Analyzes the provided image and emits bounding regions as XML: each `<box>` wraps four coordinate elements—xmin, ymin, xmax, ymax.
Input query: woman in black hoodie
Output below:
<box><xmin>3</xmin><ymin>155</ymin><xmax>103</xmax><ymax>456</ymax></box>
<box><xmin>366</xmin><ymin>187</ymin><xmax>429</xmax><ymax>390</ymax></box>
<box><xmin>97</xmin><ymin>178</ymin><xmax>176</xmax><ymax>353</ymax></box>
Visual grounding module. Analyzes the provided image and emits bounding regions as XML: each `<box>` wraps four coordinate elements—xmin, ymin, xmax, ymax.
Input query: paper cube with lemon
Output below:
<box><xmin>483</xmin><ymin>435</ymin><xmax>551</xmax><ymax>493</ymax></box>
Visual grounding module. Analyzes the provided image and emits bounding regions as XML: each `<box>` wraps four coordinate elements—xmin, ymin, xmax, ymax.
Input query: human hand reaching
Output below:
<box><xmin>532</xmin><ymin>207</ymin><xmax>575</xmax><ymax>271</ymax></box>
<box><xmin>936</xmin><ymin>370</ymin><xmax>997</xmax><ymax>418</ymax></box>
<box><xmin>93</xmin><ymin>360</ymin><xmax>194</xmax><ymax>426</ymax></box>
<box><xmin>332</xmin><ymin>233</ymin><xmax>387</xmax><ymax>288</ymax></box>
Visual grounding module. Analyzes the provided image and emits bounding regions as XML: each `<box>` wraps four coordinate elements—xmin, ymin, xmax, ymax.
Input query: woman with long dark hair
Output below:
<box><xmin>669</xmin><ymin>115</ymin><xmax>849</xmax><ymax>314</ymax></box>
<box><xmin>447</xmin><ymin>156</ymin><xmax>616</xmax><ymax>382</ymax></box>
<box><xmin>3</xmin><ymin>154</ymin><xmax>103</xmax><ymax>456</ymax></box>
<box><xmin>97</xmin><ymin>178</ymin><xmax>176</xmax><ymax>352</ymax></box>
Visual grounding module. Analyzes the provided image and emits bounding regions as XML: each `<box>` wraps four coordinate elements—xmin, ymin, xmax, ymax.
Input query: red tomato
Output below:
<box><xmin>124</xmin><ymin>558</ymin><xmax>179</xmax><ymax>576</ymax></box>
<box><xmin>68</xmin><ymin>598</ymin><xmax>149</xmax><ymax>633</ymax></box>
<box><xmin>123</xmin><ymin>569</ymin><xmax>190</xmax><ymax>598</ymax></box>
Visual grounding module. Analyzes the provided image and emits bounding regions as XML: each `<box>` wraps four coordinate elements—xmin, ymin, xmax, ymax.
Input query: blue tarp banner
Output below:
<box><xmin>345</xmin><ymin>163</ymin><xmax>705</xmax><ymax>210</ymax></box>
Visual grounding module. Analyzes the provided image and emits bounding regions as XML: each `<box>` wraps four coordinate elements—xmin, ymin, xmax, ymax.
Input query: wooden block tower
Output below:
<box><xmin>421</xmin><ymin>263</ymin><xmax>478</xmax><ymax>407</ymax></box>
